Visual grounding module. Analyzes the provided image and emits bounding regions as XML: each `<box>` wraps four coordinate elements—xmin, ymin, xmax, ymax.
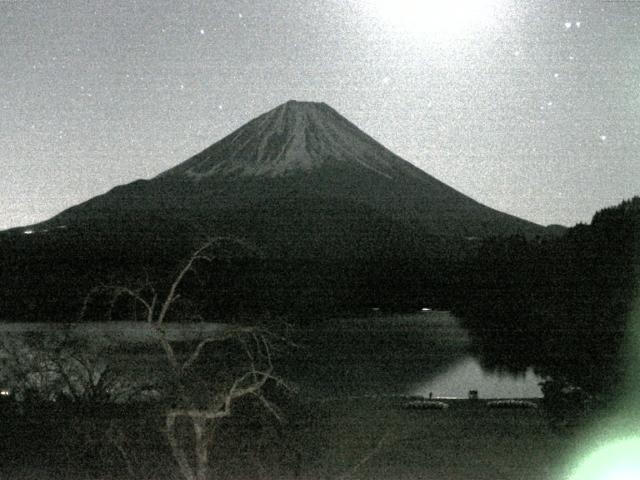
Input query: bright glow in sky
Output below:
<box><xmin>1</xmin><ymin>1</ymin><xmax>639</xmax><ymax>230</ymax></box>
<box><xmin>369</xmin><ymin>0</ymin><xmax>504</xmax><ymax>36</ymax></box>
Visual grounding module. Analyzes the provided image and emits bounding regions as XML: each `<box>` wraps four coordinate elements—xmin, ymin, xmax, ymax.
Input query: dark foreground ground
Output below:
<box><xmin>1</xmin><ymin>396</ymin><xmax>581</xmax><ymax>480</ymax></box>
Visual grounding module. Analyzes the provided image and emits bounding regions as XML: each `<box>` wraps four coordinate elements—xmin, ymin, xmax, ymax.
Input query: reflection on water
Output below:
<box><xmin>285</xmin><ymin>312</ymin><xmax>544</xmax><ymax>399</ymax></box>
<box><xmin>411</xmin><ymin>355</ymin><xmax>543</xmax><ymax>399</ymax></box>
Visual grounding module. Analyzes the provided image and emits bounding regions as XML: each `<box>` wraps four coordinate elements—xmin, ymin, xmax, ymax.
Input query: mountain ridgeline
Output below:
<box><xmin>2</xmin><ymin>101</ymin><xmax>552</xmax><ymax>321</ymax></box>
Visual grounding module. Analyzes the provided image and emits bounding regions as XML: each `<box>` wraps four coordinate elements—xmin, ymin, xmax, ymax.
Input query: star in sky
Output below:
<box><xmin>0</xmin><ymin>0</ymin><xmax>638</xmax><ymax>230</ymax></box>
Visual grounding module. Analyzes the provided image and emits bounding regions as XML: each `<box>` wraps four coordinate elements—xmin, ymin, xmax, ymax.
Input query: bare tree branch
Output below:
<box><xmin>180</xmin><ymin>327</ymin><xmax>252</xmax><ymax>374</ymax></box>
<box><xmin>156</xmin><ymin>240</ymin><xmax>217</xmax><ymax>327</ymax></box>
<box><xmin>166</xmin><ymin>412</ymin><xmax>196</xmax><ymax>480</ymax></box>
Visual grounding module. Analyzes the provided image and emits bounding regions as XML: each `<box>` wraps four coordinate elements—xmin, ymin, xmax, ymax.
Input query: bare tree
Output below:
<box><xmin>83</xmin><ymin>238</ymin><xmax>290</xmax><ymax>480</ymax></box>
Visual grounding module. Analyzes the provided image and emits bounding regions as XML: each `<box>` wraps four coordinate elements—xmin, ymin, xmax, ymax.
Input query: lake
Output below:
<box><xmin>0</xmin><ymin>312</ymin><xmax>543</xmax><ymax>399</ymax></box>
<box><xmin>410</xmin><ymin>355</ymin><xmax>543</xmax><ymax>399</ymax></box>
<box><xmin>283</xmin><ymin>311</ymin><xmax>544</xmax><ymax>399</ymax></box>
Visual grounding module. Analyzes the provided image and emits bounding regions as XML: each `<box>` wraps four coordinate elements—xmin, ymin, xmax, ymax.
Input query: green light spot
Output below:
<box><xmin>569</xmin><ymin>438</ymin><xmax>640</xmax><ymax>480</ymax></box>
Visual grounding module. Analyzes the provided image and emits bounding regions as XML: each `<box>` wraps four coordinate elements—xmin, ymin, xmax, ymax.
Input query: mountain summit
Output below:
<box><xmin>159</xmin><ymin>100</ymin><xmax>422</xmax><ymax>181</ymax></box>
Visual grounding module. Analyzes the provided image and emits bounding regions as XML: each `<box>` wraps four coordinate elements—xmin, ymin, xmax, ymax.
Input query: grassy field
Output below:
<box><xmin>1</xmin><ymin>396</ymin><xmax>581</xmax><ymax>480</ymax></box>
<box><xmin>294</xmin><ymin>396</ymin><xmax>579</xmax><ymax>480</ymax></box>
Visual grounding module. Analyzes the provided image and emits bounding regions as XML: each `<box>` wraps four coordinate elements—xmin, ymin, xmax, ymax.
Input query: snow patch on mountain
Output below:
<box><xmin>162</xmin><ymin>101</ymin><xmax>420</xmax><ymax>181</ymax></box>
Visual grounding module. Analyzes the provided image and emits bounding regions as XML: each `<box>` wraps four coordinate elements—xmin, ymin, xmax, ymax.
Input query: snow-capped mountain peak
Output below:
<box><xmin>160</xmin><ymin>100</ymin><xmax>418</xmax><ymax>180</ymax></box>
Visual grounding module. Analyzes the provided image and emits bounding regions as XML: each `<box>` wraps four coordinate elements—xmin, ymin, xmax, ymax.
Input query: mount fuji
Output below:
<box><xmin>2</xmin><ymin>101</ymin><xmax>552</xmax><ymax>320</ymax></box>
<box><xmin>19</xmin><ymin>100</ymin><xmax>543</xmax><ymax>242</ymax></box>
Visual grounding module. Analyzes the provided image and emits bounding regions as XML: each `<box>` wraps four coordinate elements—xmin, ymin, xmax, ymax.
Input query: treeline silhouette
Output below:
<box><xmin>0</xmin><ymin>211</ymin><xmax>460</xmax><ymax>323</ymax></box>
<box><xmin>454</xmin><ymin>197</ymin><xmax>639</xmax><ymax>400</ymax></box>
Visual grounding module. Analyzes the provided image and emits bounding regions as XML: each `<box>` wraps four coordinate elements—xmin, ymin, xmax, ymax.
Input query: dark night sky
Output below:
<box><xmin>2</xmin><ymin>0</ymin><xmax>639</xmax><ymax>229</ymax></box>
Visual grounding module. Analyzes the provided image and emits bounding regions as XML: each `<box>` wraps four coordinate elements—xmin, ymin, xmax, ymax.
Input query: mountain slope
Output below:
<box><xmin>158</xmin><ymin>100</ymin><xmax>426</xmax><ymax>179</ymax></box>
<box><xmin>27</xmin><ymin>100</ymin><xmax>543</xmax><ymax>241</ymax></box>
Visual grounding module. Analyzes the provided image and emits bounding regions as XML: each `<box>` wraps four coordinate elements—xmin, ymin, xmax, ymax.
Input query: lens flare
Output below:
<box><xmin>568</xmin><ymin>437</ymin><xmax>640</xmax><ymax>480</ymax></box>
<box><xmin>561</xmin><ymin>251</ymin><xmax>640</xmax><ymax>480</ymax></box>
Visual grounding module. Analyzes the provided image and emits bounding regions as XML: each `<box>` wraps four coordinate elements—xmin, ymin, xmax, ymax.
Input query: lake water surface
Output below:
<box><xmin>0</xmin><ymin>312</ymin><xmax>543</xmax><ymax>399</ymax></box>
<box><xmin>411</xmin><ymin>355</ymin><xmax>543</xmax><ymax>399</ymax></box>
<box><xmin>285</xmin><ymin>311</ymin><xmax>543</xmax><ymax>399</ymax></box>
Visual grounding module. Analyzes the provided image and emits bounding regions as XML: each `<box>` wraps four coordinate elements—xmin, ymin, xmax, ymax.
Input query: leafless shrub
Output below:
<box><xmin>0</xmin><ymin>330</ymin><xmax>139</xmax><ymax>404</ymax></box>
